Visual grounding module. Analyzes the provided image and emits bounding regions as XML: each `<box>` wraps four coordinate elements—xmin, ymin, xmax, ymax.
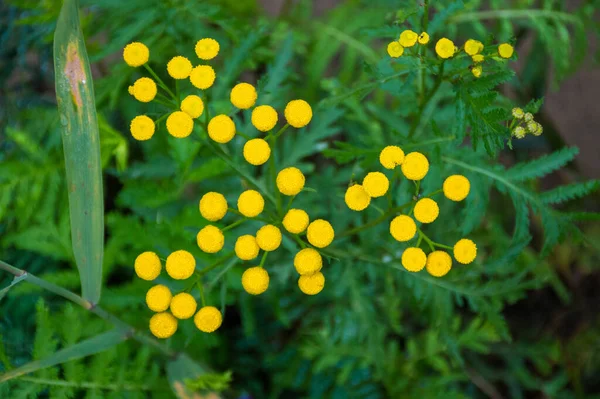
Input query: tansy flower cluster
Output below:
<box><xmin>345</xmin><ymin>145</ymin><xmax>477</xmax><ymax>277</ymax></box>
<box><xmin>387</xmin><ymin>29</ymin><xmax>430</xmax><ymax>58</ymax></box>
<box><xmin>510</xmin><ymin>107</ymin><xmax>543</xmax><ymax>139</ymax></box>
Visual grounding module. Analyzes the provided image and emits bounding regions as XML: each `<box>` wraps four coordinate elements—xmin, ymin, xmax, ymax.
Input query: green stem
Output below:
<box><xmin>418</xmin><ymin>228</ymin><xmax>436</xmax><ymax>252</ymax></box>
<box><xmin>418</xmin><ymin>0</ymin><xmax>430</xmax><ymax>105</ymax></box>
<box><xmin>409</xmin><ymin>61</ymin><xmax>445</xmax><ymax>138</ymax></box>
<box><xmin>285</xmin><ymin>195</ymin><xmax>295</xmax><ymax>214</ymax></box>
<box><xmin>237</xmin><ymin>131</ymin><xmax>251</xmax><ymax>140</ymax></box>
<box><xmin>222</xmin><ymin>219</ymin><xmax>246</xmax><ymax>232</ymax></box>
<box><xmin>433</xmin><ymin>242</ymin><xmax>453</xmax><ymax>250</ymax></box>
<box><xmin>196</xmin><ymin>281</ymin><xmax>206</xmax><ymax>306</ymax></box>
<box><xmin>175</xmin><ymin>79</ymin><xmax>180</xmax><ymax>105</ymax></box>
<box><xmin>269</xmin><ymin>135</ymin><xmax>282</xmax><ymax>214</ymax></box>
<box><xmin>197</xmin><ymin>252</ymin><xmax>235</xmax><ymax>277</ymax></box>
<box><xmin>339</xmin><ymin>201</ymin><xmax>414</xmax><ymax>238</ymax></box>
<box><xmin>425</xmin><ymin>189</ymin><xmax>443</xmax><ymax>197</ymax></box>
<box><xmin>258</xmin><ymin>251</ymin><xmax>269</xmax><ymax>268</ymax></box>
<box><xmin>143</xmin><ymin>64</ymin><xmax>176</xmax><ymax>100</ymax></box>
<box><xmin>266</xmin><ymin>124</ymin><xmax>290</xmax><ymax>140</ymax></box>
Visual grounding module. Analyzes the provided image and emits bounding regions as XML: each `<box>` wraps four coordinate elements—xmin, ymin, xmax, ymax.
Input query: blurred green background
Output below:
<box><xmin>1</xmin><ymin>0</ymin><xmax>599</xmax><ymax>398</ymax></box>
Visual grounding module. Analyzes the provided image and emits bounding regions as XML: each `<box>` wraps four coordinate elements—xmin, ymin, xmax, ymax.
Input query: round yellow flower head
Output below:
<box><xmin>199</xmin><ymin>192</ymin><xmax>228</xmax><ymax>222</ymax></box>
<box><xmin>256</xmin><ymin>225</ymin><xmax>282</xmax><ymax>252</ymax></box>
<box><xmin>453</xmin><ymin>238</ymin><xmax>477</xmax><ymax>264</ymax></box>
<box><xmin>149</xmin><ymin>312</ymin><xmax>177</xmax><ymax>339</ymax></box>
<box><xmin>243</xmin><ymin>138</ymin><xmax>271</xmax><ymax>166</ymax></box>
<box><xmin>498</xmin><ymin>43</ymin><xmax>514</xmax><ymax>59</ymax></box>
<box><xmin>513</xmin><ymin>126</ymin><xmax>526</xmax><ymax>139</ymax></box>
<box><xmin>401</xmin><ymin>247</ymin><xmax>426</xmax><ymax>272</ymax></box>
<box><xmin>242</xmin><ymin>266</ymin><xmax>269</xmax><ymax>295</ymax></box>
<box><xmin>123</xmin><ymin>42</ymin><xmax>149</xmax><ymax>67</ymax></box>
<box><xmin>390</xmin><ymin>215</ymin><xmax>416</xmax><ymax>242</ymax></box>
<box><xmin>435</xmin><ymin>38</ymin><xmax>456</xmax><ymax>59</ymax></box>
<box><xmin>230</xmin><ymin>83</ymin><xmax>257</xmax><ymax>109</ymax></box>
<box><xmin>401</xmin><ymin>152</ymin><xmax>429</xmax><ymax>180</ymax></box>
<box><xmin>166</xmin><ymin>111</ymin><xmax>194</xmax><ymax>138</ymax></box>
<box><xmin>298</xmin><ymin>272</ymin><xmax>325</xmax><ymax>295</ymax></box>
<box><xmin>207</xmin><ymin>114</ymin><xmax>235</xmax><ymax>144</ymax></box>
<box><xmin>294</xmin><ymin>248</ymin><xmax>323</xmax><ymax>275</ymax></box>
<box><xmin>130</xmin><ymin>115</ymin><xmax>155</xmax><ymax>141</ymax></box>
<box><xmin>345</xmin><ymin>184</ymin><xmax>371</xmax><ymax>211</ymax></box>
<box><xmin>170</xmin><ymin>292</ymin><xmax>197</xmax><ymax>319</ymax></box>
<box><xmin>443</xmin><ymin>175</ymin><xmax>470</xmax><ymax>201</ymax></box>
<box><xmin>251</xmin><ymin>105</ymin><xmax>278</xmax><ymax>132</ymax></box>
<box><xmin>180</xmin><ymin>95</ymin><xmax>204</xmax><ymax>119</ymax></box>
<box><xmin>532</xmin><ymin>122</ymin><xmax>543</xmax><ymax>136</ymax></box>
<box><xmin>524</xmin><ymin>112</ymin><xmax>534</xmax><ymax>122</ymax></box>
<box><xmin>387</xmin><ymin>42</ymin><xmax>404</xmax><ymax>58</ymax></box>
<box><xmin>472</xmin><ymin>65</ymin><xmax>482</xmax><ymax>78</ymax></box>
<box><xmin>166</xmin><ymin>250</ymin><xmax>196</xmax><ymax>280</ymax></box>
<box><xmin>418</xmin><ymin>32</ymin><xmax>430</xmax><ymax>44</ymax></box>
<box><xmin>167</xmin><ymin>56</ymin><xmax>192</xmax><ymax>79</ymax></box>
<box><xmin>128</xmin><ymin>85</ymin><xmax>134</xmax><ymax>95</ymax></box>
<box><xmin>190</xmin><ymin>65</ymin><xmax>216</xmax><ymax>89</ymax></box>
<box><xmin>380</xmin><ymin>146</ymin><xmax>405</xmax><ymax>169</ymax></box>
<box><xmin>276</xmin><ymin>167</ymin><xmax>305</xmax><ymax>196</ymax></box>
<box><xmin>399</xmin><ymin>30</ymin><xmax>418</xmax><ymax>47</ymax></box>
<box><xmin>237</xmin><ymin>190</ymin><xmax>265</xmax><ymax>217</ymax></box>
<box><xmin>132</xmin><ymin>77</ymin><xmax>157</xmax><ymax>103</ymax></box>
<box><xmin>362</xmin><ymin>172</ymin><xmax>389</xmax><ymax>198</ymax></box>
<box><xmin>194</xmin><ymin>306</ymin><xmax>222</xmax><ymax>333</ymax></box>
<box><xmin>512</xmin><ymin>108</ymin><xmax>524</xmax><ymax>119</ymax></box>
<box><xmin>307</xmin><ymin>219</ymin><xmax>334</xmax><ymax>248</ymax></box>
<box><xmin>146</xmin><ymin>284</ymin><xmax>172</xmax><ymax>312</ymax></box>
<box><xmin>283</xmin><ymin>209</ymin><xmax>310</xmax><ymax>234</ymax></box>
<box><xmin>414</xmin><ymin>198</ymin><xmax>439</xmax><ymax>224</ymax></box>
<box><xmin>284</xmin><ymin>100</ymin><xmax>313</xmax><ymax>128</ymax></box>
<box><xmin>426</xmin><ymin>251</ymin><xmax>452</xmax><ymax>277</ymax></box>
<box><xmin>197</xmin><ymin>225</ymin><xmax>225</xmax><ymax>254</ymax></box>
<box><xmin>472</xmin><ymin>54</ymin><xmax>484</xmax><ymax>63</ymax></box>
<box><xmin>135</xmin><ymin>251</ymin><xmax>161</xmax><ymax>281</ymax></box>
<box><xmin>464</xmin><ymin>39</ymin><xmax>484</xmax><ymax>56</ymax></box>
<box><xmin>195</xmin><ymin>38</ymin><xmax>220</xmax><ymax>60</ymax></box>
<box><xmin>235</xmin><ymin>235</ymin><xmax>260</xmax><ymax>261</ymax></box>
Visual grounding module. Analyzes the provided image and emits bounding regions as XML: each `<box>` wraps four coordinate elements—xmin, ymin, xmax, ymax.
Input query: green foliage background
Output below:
<box><xmin>1</xmin><ymin>0</ymin><xmax>599</xmax><ymax>397</ymax></box>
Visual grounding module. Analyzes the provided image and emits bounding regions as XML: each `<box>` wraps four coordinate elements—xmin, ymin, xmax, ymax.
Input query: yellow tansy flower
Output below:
<box><xmin>276</xmin><ymin>167</ymin><xmax>305</xmax><ymax>196</ymax></box>
<box><xmin>453</xmin><ymin>238</ymin><xmax>477</xmax><ymax>264</ymax></box>
<box><xmin>208</xmin><ymin>114</ymin><xmax>236</xmax><ymax>144</ymax></box>
<box><xmin>149</xmin><ymin>312</ymin><xmax>177</xmax><ymax>339</ymax></box>
<box><xmin>390</xmin><ymin>215</ymin><xmax>416</xmax><ymax>242</ymax></box>
<box><xmin>197</xmin><ymin>225</ymin><xmax>225</xmax><ymax>254</ymax></box>
<box><xmin>166</xmin><ymin>111</ymin><xmax>194</xmax><ymax>138</ymax></box>
<box><xmin>130</xmin><ymin>115</ymin><xmax>155</xmax><ymax>141</ymax></box>
<box><xmin>472</xmin><ymin>54</ymin><xmax>484</xmax><ymax>63</ymax></box>
<box><xmin>230</xmin><ymin>83</ymin><xmax>257</xmax><ymax>109</ymax></box>
<box><xmin>166</xmin><ymin>250</ymin><xmax>196</xmax><ymax>280</ymax></box>
<box><xmin>513</xmin><ymin>126</ymin><xmax>526</xmax><ymax>139</ymax></box>
<box><xmin>131</xmin><ymin>77</ymin><xmax>157</xmax><ymax>103</ymax></box>
<box><xmin>443</xmin><ymin>175</ymin><xmax>470</xmax><ymax>201</ymax></box>
<box><xmin>170</xmin><ymin>292</ymin><xmax>197</xmax><ymax>319</ymax></box>
<box><xmin>285</xmin><ymin>100</ymin><xmax>313</xmax><ymax>128</ymax></box>
<box><xmin>194</xmin><ymin>306</ymin><xmax>222</xmax><ymax>333</ymax></box>
<box><xmin>256</xmin><ymin>225</ymin><xmax>282</xmax><ymax>252</ymax></box>
<box><xmin>180</xmin><ymin>95</ymin><xmax>204</xmax><ymax>119</ymax></box>
<box><xmin>190</xmin><ymin>65</ymin><xmax>216</xmax><ymax>89</ymax></box>
<box><xmin>283</xmin><ymin>209</ymin><xmax>310</xmax><ymax>234</ymax></box>
<box><xmin>294</xmin><ymin>248</ymin><xmax>323</xmax><ymax>275</ymax></box>
<box><xmin>387</xmin><ymin>42</ymin><xmax>404</xmax><ymax>58</ymax></box>
<box><xmin>146</xmin><ymin>284</ymin><xmax>172</xmax><ymax>312</ymax></box>
<box><xmin>243</xmin><ymin>138</ymin><xmax>271</xmax><ymax>166</ymax></box>
<box><xmin>418</xmin><ymin>32</ymin><xmax>430</xmax><ymax>44</ymax></box>
<box><xmin>399</xmin><ymin>30</ymin><xmax>418</xmax><ymax>47</ymax></box>
<box><xmin>123</xmin><ymin>42</ymin><xmax>149</xmax><ymax>67</ymax></box>
<box><xmin>251</xmin><ymin>105</ymin><xmax>278</xmax><ymax>132</ymax></box>
<box><xmin>345</xmin><ymin>184</ymin><xmax>371</xmax><ymax>211</ymax></box>
<box><xmin>435</xmin><ymin>38</ymin><xmax>456</xmax><ymax>59</ymax></box>
<box><xmin>401</xmin><ymin>247</ymin><xmax>427</xmax><ymax>272</ymax></box>
<box><xmin>307</xmin><ymin>219</ymin><xmax>334</xmax><ymax>248</ymax></box>
<box><xmin>237</xmin><ymin>190</ymin><xmax>265</xmax><ymax>217</ymax></box>
<box><xmin>362</xmin><ymin>172</ymin><xmax>389</xmax><ymax>198</ymax></box>
<box><xmin>464</xmin><ymin>39</ymin><xmax>484</xmax><ymax>56</ymax></box>
<box><xmin>235</xmin><ymin>235</ymin><xmax>260</xmax><ymax>261</ymax></box>
<box><xmin>242</xmin><ymin>266</ymin><xmax>269</xmax><ymax>295</ymax></box>
<box><xmin>379</xmin><ymin>145</ymin><xmax>405</xmax><ymax>169</ymax></box>
<box><xmin>426</xmin><ymin>251</ymin><xmax>452</xmax><ymax>277</ymax></box>
<box><xmin>498</xmin><ymin>43</ymin><xmax>514</xmax><ymax>59</ymax></box>
<box><xmin>413</xmin><ymin>198</ymin><xmax>439</xmax><ymax>224</ymax></box>
<box><xmin>195</xmin><ymin>38</ymin><xmax>220</xmax><ymax>60</ymax></box>
<box><xmin>135</xmin><ymin>251</ymin><xmax>161</xmax><ymax>281</ymax></box>
<box><xmin>167</xmin><ymin>56</ymin><xmax>192</xmax><ymax>79</ymax></box>
<box><xmin>472</xmin><ymin>65</ymin><xmax>482</xmax><ymax>78</ymax></box>
<box><xmin>298</xmin><ymin>272</ymin><xmax>325</xmax><ymax>295</ymax></box>
<box><xmin>401</xmin><ymin>152</ymin><xmax>429</xmax><ymax>180</ymax></box>
<box><xmin>199</xmin><ymin>192</ymin><xmax>227</xmax><ymax>222</ymax></box>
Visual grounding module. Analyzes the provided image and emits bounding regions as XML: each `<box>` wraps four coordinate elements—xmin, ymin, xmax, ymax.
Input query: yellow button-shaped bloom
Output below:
<box><xmin>170</xmin><ymin>292</ymin><xmax>197</xmax><ymax>319</ymax></box>
<box><xmin>194</xmin><ymin>306</ymin><xmax>222</xmax><ymax>333</ymax></box>
<box><xmin>149</xmin><ymin>312</ymin><xmax>177</xmax><ymax>339</ymax></box>
<box><xmin>472</xmin><ymin>65</ymin><xmax>482</xmax><ymax>78</ymax></box>
<box><xmin>197</xmin><ymin>225</ymin><xmax>225</xmax><ymax>254</ymax></box>
<box><xmin>123</xmin><ymin>42</ymin><xmax>149</xmax><ymax>67</ymax></box>
<box><xmin>512</xmin><ymin>108</ymin><xmax>524</xmax><ymax>119</ymax></box>
<box><xmin>130</xmin><ymin>115</ymin><xmax>155</xmax><ymax>141</ymax></box>
<box><xmin>230</xmin><ymin>82</ymin><xmax>257</xmax><ymax>109</ymax></box>
<box><xmin>390</xmin><ymin>215</ymin><xmax>416</xmax><ymax>242</ymax></box>
<box><xmin>345</xmin><ymin>184</ymin><xmax>371</xmax><ymax>211</ymax></box>
<box><xmin>399</xmin><ymin>30</ymin><xmax>418</xmax><ymax>47</ymax></box>
<box><xmin>413</xmin><ymin>198</ymin><xmax>439</xmax><ymax>224</ymax></box>
<box><xmin>307</xmin><ymin>219</ymin><xmax>334</xmax><ymax>248</ymax></box>
<box><xmin>190</xmin><ymin>65</ymin><xmax>216</xmax><ymax>89</ymax></box>
<box><xmin>180</xmin><ymin>95</ymin><xmax>204</xmax><ymax>119</ymax></box>
<box><xmin>453</xmin><ymin>238</ymin><xmax>477</xmax><ymax>264</ymax></box>
<box><xmin>443</xmin><ymin>175</ymin><xmax>470</xmax><ymax>201</ymax></box>
<box><xmin>208</xmin><ymin>114</ymin><xmax>235</xmax><ymax>144</ymax></box>
<box><xmin>167</xmin><ymin>56</ymin><xmax>192</xmax><ymax>79</ymax></box>
<box><xmin>284</xmin><ymin>100</ymin><xmax>313</xmax><ymax>128</ymax></box>
<box><xmin>237</xmin><ymin>190</ymin><xmax>264</xmax><ymax>217</ymax></box>
<box><xmin>418</xmin><ymin>32</ymin><xmax>430</xmax><ymax>44</ymax></box>
<box><xmin>294</xmin><ymin>248</ymin><xmax>322</xmax><ymax>275</ymax></box>
<box><xmin>498</xmin><ymin>43</ymin><xmax>514</xmax><ymax>59</ymax></box>
<box><xmin>435</xmin><ymin>38</ymin><xmax>456</xmax><ymax>59</ymax></box>
<box><xmin>251</xmin><ymin>105</ymin><xmax>278</xmax><ymax>132</ymax></box>
<box><xmin>242</xmin><ymin>266</ymin><xmax>269</xmax><ymax>295</ymax></box>
<box><xmin>464</xmin><ymin>39</ymin><xmax>484</xmax><ymax>56</ymax></box>
<box><xmin>243</xmin><ymin>138</ymin><xmax>271</xmax><ymax>166</ymax></box>
<box><xmin>256</xmin><ymin>225</ymin><xmax>282</xmax><ymax>252</ymax></box>
<box><xmin>146</xmin><ymin>284</ymin><xmax>172</xmax><ymax>312</ymax></box>
<box><xmin>283</xmin><ymin>209</ymin><xmax>309</xmax><ymax>234</ymax></box>
<box><xmin>472</xmin><ymin>54</ymin><xmax>484</xmax><ymax>63</ymax></box>
<box><xmin>235</xmin><ymin>235</ymin><xmax>259</xmax><ymax>261</ymax></box>
<box><xmin>401</xmin><ymin>152</ymin><xmax>429</xmax><ymax>180</ymax></box>
<box><xmin>195</xmin><ymin>38</ymin><xmax>220</xmax><ymax>60</ymax></box>
<box><xmin>426</xmin><ymin>251</ymin><xmax>452</xmax><ymax>277</ymax></box>
<box><xmin>401</xmin><ymin>247</ymin><xmax>426</xmax><ymax>272</ymax></box>
<box><xmin>166</xmin><ymin>111</ymin><xmax>194</xmax><ymax>138</ymax></box>
<box><xmin>135</xmin><ymin>251</ymin><xmax>161</xmax><ymax>281</ymax></box>
<box><xmin>379</xmin><ymin>145</ymin><xmax>404</xmax><ymax>169</ymax></box>
<box><xmin>276</xmin><ymin>167</ymin><xmax>305</xmax><ymax>196</ymax></box>
<box><xmin>132</xmin><ymin>77</ymin><xmax>157</xmax><ymax>103</ymax></box>
<box><xmin>362</xmin><ymin>172</ymin><xmax>389</xmax><ymax>198</ymax></box>
<box><xmin>199</xmin><ymin>192</ymin><xmax>227</xmax><ymax>222</ymax></box>
<box><xmin>298</xmin><ymin>272</ymin><xmax>325</xmax><ymax>295</ymax></box>
<box><xmin>166</xmin><ymin>250</ymin><xmax>196</xmax><ymax>280</ymax></box>
<box><xmin>387</xmin><ymin>42</ymin><xmax>404</xmax><ymax>58</ymax></box>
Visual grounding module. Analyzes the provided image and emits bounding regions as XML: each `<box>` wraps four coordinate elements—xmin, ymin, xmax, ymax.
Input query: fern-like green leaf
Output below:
<box><xmin>505</xmin><ymin>147</ymin><xmax>579</xmax><ymax>182</ymax></box>
<box><xmin>540</xmin><ymin>180</ymin><xmax>600</xmax><ymax>205</ymax></box>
